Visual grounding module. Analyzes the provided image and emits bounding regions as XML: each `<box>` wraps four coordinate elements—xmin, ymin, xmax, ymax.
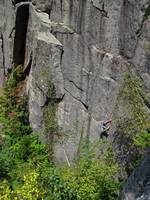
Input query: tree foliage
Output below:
<box><xmin>0</xmin><ymin>66</ymin><xmax>121</xmax><ymax>199</ymax></box>
<box><xmin>113</xmin><ymin>68</ymin><xmax>150</xmax><ymax>174</ymax></box>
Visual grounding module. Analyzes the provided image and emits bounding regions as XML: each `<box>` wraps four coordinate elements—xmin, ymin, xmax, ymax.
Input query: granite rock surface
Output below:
<box><xmin>0</xmin><ymin>1</ymin><xmax>150</xmax><ymax>198</ymax></box>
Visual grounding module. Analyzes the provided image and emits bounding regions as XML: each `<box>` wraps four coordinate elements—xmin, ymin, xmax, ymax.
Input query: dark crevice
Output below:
<box><xmin>143</xmin><ymin>98</ymin><xmax>150</xmax><ymax>110</ymax></box>
<box><xmin>65</xmin><ymin>88</ymin><xmax>88</xmax><ymax>110</ymax></box>
<box><xmin>9</xmin><ymin>27</ymin><xmax>15</xmax><ymax>39</ymax></box>
<box><xmin>44</xmin><ymin>7</ymin><xmax>51</xmax><ymax>18</ymax></box>
<box><xmin>68</xmin><ymin>80</ymin><xmax>84</xmax><ymax>92</ymax></box>
<box><xmin>44</xmin><ymin>93</ymin><xmax>65</xmax><ymax>106</ymax></box>
<box><xmin>82</xmin><ymin>102</ymin><xmax>88</xmax><ymax>110</ymax></box>
<box><xmin>91</xmin><ymin>2</ymin><xmax>109</xmax><ymax>18</ymax></box>
<box><xmin>55</xmin><ymin>93</ymin><xmax>65</xmax><ymax>103</ymax></box>
<box><xmin>60</xmin><ymin>49</ymin><xmax>64</xmax><ymax>65</ymax></box>
<box><xmin>23</xmin><ymin>52</ymin><xmax>32</xmax><ymax>76</ymax></box>
<box><xmin>0</xmin><ymin>33</ymin><xmax>5</xmax><ymax>76</ymax></box>
<box><xmin>48</xmin><ymin>0</ymin><xmax>55</xmax><ymax>19</ymax></box>
<box><xmin>13</xmin><ymin>4</ymin><xmax>29</xmax><ymax>66</ymax></box>
<box><xmin>60</xmin><ymin>0</ymin><xmax>63</xmax><ymax>17</ymax></box>
<box><xmin>43</xmin><ymin>0</ymin><xmax>54</xmax><ymax>18</ymax></box>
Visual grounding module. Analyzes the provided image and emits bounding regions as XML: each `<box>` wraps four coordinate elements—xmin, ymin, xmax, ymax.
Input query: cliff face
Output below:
<box><xmin>0</xmin><ymin>0</ymin><xmax>150</xmax><ymax>198</ymax></box>
<box><xmin>1</xmin><ymin>0</ymin><xmax>149</xmax><ymax>150</ymax></box>
<box><xmin>119</xmin><ymin>148</ymin><xmax>150</xmax><ymax>200</ymax></box>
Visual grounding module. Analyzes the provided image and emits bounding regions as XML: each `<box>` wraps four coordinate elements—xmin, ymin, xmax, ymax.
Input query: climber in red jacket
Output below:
<box><xmin>100</xmin><ymin>119</ymin><xmax>112</xmax><ymax>138</ymax></box>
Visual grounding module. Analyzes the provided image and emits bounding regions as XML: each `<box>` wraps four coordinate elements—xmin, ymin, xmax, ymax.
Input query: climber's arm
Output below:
<box><xmin>104</xmin><ymin>119</ymin><xmax>112</xmax><ymax>125</ymax></box>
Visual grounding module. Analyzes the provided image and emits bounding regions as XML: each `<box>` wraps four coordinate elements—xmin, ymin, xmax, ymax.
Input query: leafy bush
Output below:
<box><xmin>0</xmin><ymin>171</ymin><xmax>44</xmax><ymax>200</ymax></box>
<box><xmin>59</xmin><ymin>140</ymin><xmax>121</xmax><ymax>200</ymax></box>
<box><xmin>0</xmin><ymin>66</ymin><xmax>121</xmax><ymax>199</ymax></box>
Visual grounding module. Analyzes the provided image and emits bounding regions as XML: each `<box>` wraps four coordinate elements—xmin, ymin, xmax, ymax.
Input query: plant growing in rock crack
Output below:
<box><xmin>113</xmin><ymin>67</ymin><xmax>150</xmax><ymax>175</ymax></box>
<box><xmin>43</xmin><ymin>102</ymin><xmax>60</xmax><ymax>159</ymax></box>
<box><xmin>42</xmin><ymin>79</ymin><xmax>60</xmax><ymax>159</ymax></box>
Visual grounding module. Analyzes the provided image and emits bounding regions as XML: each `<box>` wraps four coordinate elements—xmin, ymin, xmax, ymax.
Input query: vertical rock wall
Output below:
<box><xmin>0</xmin><ymin>0</ymin><xmax>150</xmax><ymax>162</ymax></box>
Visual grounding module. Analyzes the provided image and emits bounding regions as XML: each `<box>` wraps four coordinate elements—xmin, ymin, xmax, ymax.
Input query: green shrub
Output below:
<box><xmin>60</xmin><ymin>140</ymin><xmax>121</xmax><ymax>200</ymax></box>
<box><xmin>113</xmin><ymin>68</ymin><xmax>150</xmax><ymax>173</ymax></box>
<box><xmin>0</xmin><ymin>66</ymin><xmax>121</xmax><ymax>199</ymax></box>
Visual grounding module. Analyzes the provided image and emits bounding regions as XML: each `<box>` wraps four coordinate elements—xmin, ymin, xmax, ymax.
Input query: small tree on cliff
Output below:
<box><xmin>113</xmin><ymin>67</ymin><xmax>150</xmax><ymax>174</ymax></box>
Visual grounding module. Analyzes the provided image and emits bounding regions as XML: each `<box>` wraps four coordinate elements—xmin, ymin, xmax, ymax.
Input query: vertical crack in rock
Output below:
<box><xmin>9</xmin><ymin>27</ymin><xmax>15</xmax><ymax>39</ymax></box>
<box><xmin>0</xmin><ymin>33</ymin><xmax>5</xmax><ymax>75</ymax></box>
<box><xmin>23</xmin><ymin>52</ymin><xmax>32</xmax><ymax>76</ymax></box>
<box><xmin>43</xmin><ymin>0</ymin><xmax>54</xmax><ymax>18</ymax></box>
<box><xmin>60</xmin><ymin>0</ymin><xmax>63</xmax><ymax>17</ymax></box>
<box><xmin>13</xmin><ymin>4</ymin><xmax>29</xmax><ymax>66</ymax></box>
<box><xmin>77</xmin><ymin>0</ymin><xmax>86</xmax><ymax>34</ymax></box>
<box><xmin>60</xmin><ymin>48</ymin><xmax>64</xmax><ymax>65</ymax></box>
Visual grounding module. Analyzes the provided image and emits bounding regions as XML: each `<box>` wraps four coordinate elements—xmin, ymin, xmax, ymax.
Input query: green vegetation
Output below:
<box><xmin>113</xmin><ymin>68</ymin><xmax>150</xmax><ymax>173</ymax></box>
<box><xmin>0</xmin><ymin>66</ymin><xmax>121</xmax><ymax>199</ymax></box>
<box><xmin>60</xmin><ymin>140</ymin><xmax>121</xmax><ymax>200</ymax></box>
<box><xmin>42</xmin><ymin>78</ymin><xmax>60</xmax><ymax>159</ymax></box>
<box><xmin>0</xmin><ymin>65</ymin><xmax>149</xmax><ymax>199</ymax></box>
<box><xmin>143</xmin><ymin>4</ymin><xmax>150</xmax><ymax>21</ymax></box>
<box><xmin>144</xmin><ymin>42</ymin><xmax>150</xmax><ymax>53</ymax></box>
<box><xmin>43</xmin><ymin>103</ymin><xmax>59</xmax><ymax>160</ymax></box>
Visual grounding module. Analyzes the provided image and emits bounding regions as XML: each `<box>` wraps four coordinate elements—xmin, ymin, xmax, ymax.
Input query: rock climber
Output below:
<box><xmin>100</xmin><ymin>119</ymin><xmax>112</xmax><ymax>138</ymax></box>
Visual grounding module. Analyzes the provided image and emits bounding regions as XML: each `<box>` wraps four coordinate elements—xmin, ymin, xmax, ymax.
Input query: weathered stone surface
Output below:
<box><xmin>0</xmin><ymin>0</ymin><xmax>150</xmax><ymax>192</ymax></box>
<box><xmin>27</xmin><ymin>36</ymin><xmax>64</xmax><ymax>131</ymax></box>
<box><xmin>119</xmin><ymin>148</ymin><xmax>150</xmax><ymax>200</ymax></box>
<box><xmin>25</xmin><ymin>5</ymin><xmax>64</xmax><ymax>130</ymax></box>
<box><xmin>133</xmin><ymin>18</ymin><xmax>150</xmax><ymax>91</ymax></box>
<box><xmin>50</xmin><ymin>1</ymin><xmax>149</xmax><ymax>161</ymax></box>
<box><xmin>2</xmin><ymin>0</ymin><xmax>15</xmax><ymax>72</ymax></box>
